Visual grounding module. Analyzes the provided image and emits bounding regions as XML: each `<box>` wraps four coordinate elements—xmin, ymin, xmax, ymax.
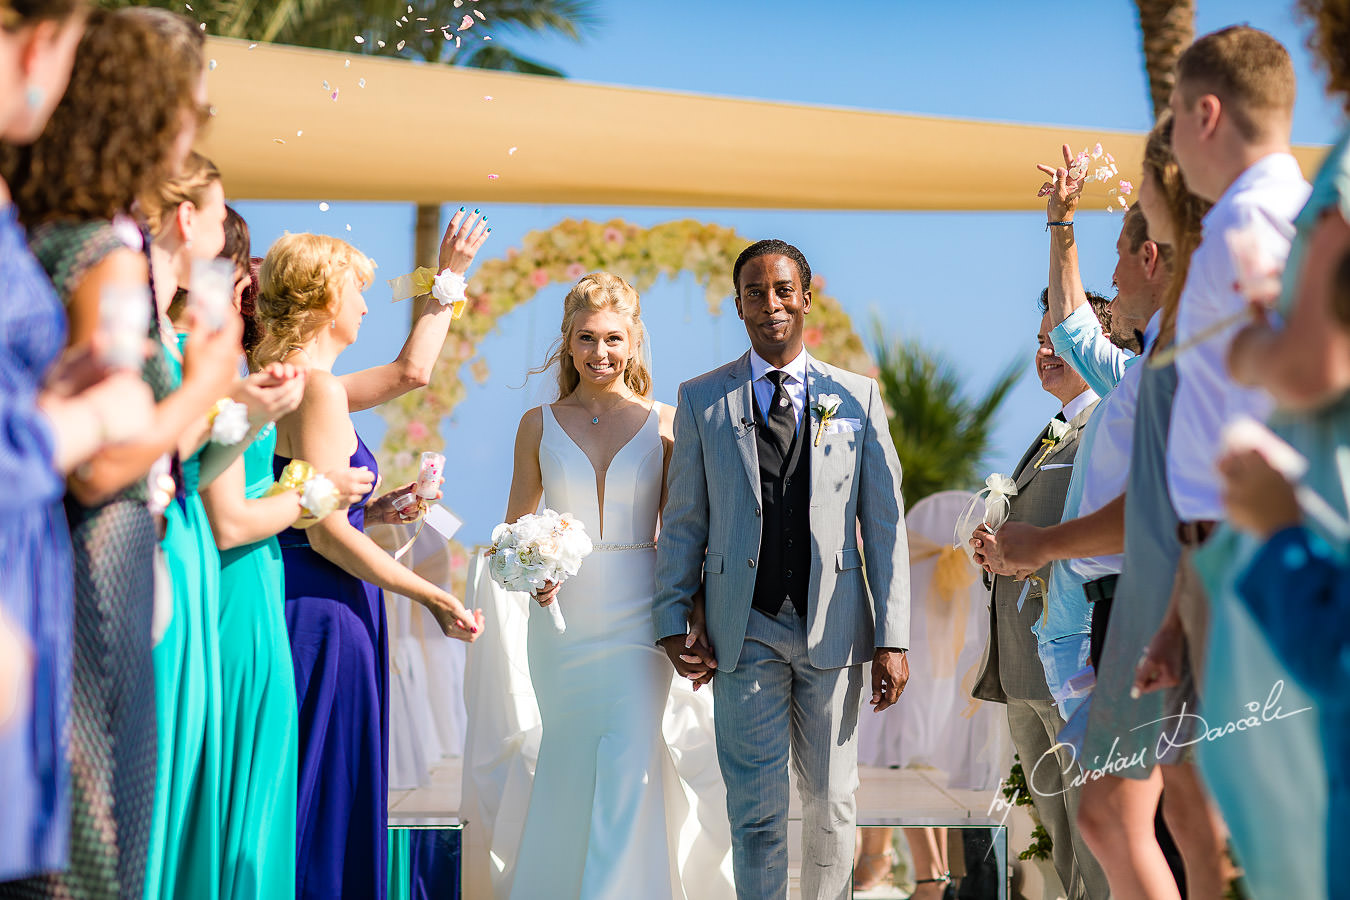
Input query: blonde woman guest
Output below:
<box><xmin>254</xmin><ymin>212</ymin><xmax>487</xmax><ymax>900</ymax></box>
<box><xmin>0</xmin><ymin>9</ymin><xmax>242</xmax><ymax>898</ymax></box>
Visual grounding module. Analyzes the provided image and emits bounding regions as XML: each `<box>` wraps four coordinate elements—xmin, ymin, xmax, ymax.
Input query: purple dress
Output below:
<box><xmin>0</xmin><ymin>206</ymin><xmax>71</xmax><ymax>884</ymax></box>
<box><xmin>274</xmin><ymin>434</ymin><xmax>387</xmax><ymax>900</ymax></box>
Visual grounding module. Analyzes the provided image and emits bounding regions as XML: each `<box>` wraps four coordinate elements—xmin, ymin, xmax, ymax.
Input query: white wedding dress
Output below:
<box><xmin>462</xmin><ymin>404</ymin><xmax>735</xmax><ymax>900</ymax></box>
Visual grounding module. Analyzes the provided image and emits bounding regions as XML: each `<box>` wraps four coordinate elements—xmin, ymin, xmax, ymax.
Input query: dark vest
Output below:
<box><xmin>751</xmin><ymin>395</ymin><xmax>811</xmax><ymax>617</ymax></box>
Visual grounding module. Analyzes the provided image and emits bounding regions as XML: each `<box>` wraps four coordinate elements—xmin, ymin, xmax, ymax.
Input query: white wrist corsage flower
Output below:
<box><xmin>208</xmin><ymin>398</ymin><xmax>250</xmax><ymax>445</ymax></box>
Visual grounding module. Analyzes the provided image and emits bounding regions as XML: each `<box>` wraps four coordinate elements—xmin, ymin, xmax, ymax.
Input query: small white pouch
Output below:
<box><xmin>824</xmin><ymin>417</ymin><xmax>862</xmax><ymax>434</ymax></box>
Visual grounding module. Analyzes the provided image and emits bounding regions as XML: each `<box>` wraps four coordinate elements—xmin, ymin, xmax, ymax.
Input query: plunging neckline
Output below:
<box><xmin>547</xmin><ymin>402</ymin><xmax>656</xmax><ymax>540</ymax></box>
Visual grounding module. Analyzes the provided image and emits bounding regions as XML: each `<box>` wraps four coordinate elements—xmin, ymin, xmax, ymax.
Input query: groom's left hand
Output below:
<box><xmin>869</xmin><ymin>649</ymin><xmax>908</xmax><ymax>712</ymax></box>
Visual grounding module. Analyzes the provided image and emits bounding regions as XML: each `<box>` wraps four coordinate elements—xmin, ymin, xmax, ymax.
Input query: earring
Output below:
<box><xmin>330</xmin><ymin>319</ymin><xmax>337</xmax><ymax>330</ymax></box>
<box><xmin>23</xmin><ymin>85</ymin><xmax>43</xmax><ymax>110</ymax></box>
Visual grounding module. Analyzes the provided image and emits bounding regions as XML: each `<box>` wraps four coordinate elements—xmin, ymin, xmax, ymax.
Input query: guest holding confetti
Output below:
<box><xmin>253</xmin><ymin>209</ymin><xmax>487</xmax><ymax>900</ymax></box>
<box><xmin>200</xmin><ymin>207</ymin><xmax>374</xmax><ymax>900</ymax></box>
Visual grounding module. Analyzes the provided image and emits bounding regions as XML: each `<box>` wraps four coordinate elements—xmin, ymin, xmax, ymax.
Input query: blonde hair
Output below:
<box><xmin>252</xmin><ymin>232</ymin><xmax>374</xmax><ymax>367</ymax></box>
<box><xmin>1142</xmin><ymin>110</ymin><xmax>1212</xmax><ymax>344</ymax></box>
<box><xmin>535</xmin><ymin>272</ymin><xmax>652</xmax><ymax>399</ymax></box>
<box><xmin>141</xmin><ymin>150</ymin><xmax>220</xmax><ymax>237</ymax></box>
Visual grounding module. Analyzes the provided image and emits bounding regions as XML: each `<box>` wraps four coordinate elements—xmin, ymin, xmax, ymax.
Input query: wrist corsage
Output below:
<box><xmin>208</xmin><ymin>398</ymin><xmax>250</xmax><ymax>445</ymax></box>
<box><xmin>388</xmin><ymin>266</ymin><xmax>468</xmax><ymax>319</ymax></box>
<box><xmin>267</xmin><ymin>459</ymin><xmax>340</xmax><ymax>528</ymax></box>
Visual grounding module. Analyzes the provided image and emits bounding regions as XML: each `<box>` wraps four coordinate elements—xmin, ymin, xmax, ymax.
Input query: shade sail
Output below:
<box><xmin>200</xmin><ymin>38</ymin><xmax>1326</xmax><ymax>210</ymax></box>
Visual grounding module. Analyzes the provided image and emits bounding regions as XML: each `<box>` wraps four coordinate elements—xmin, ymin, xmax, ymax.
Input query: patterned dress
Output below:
<box><xmin>0</xmin><ymin>207</ymin><xmax>73</xmax><ymax>886</ymax></box>
<box><xmin>0</xmin><ymin>220</ymin><xmax>169</xmax><ymax>900</ymax></box>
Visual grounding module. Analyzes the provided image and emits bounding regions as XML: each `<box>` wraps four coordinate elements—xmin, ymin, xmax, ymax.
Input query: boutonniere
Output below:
<box><xmin>1034</xmin><ymin>418</ymin><xmax>1071</xmax><ymax>468</ymax></box>
<box><xmin>811</xmin><ymin>393</ymin><xmax>842</xmax><ymax>446</ymax></box>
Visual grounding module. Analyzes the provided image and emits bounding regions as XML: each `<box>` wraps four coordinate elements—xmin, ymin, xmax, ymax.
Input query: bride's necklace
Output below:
<box><xmin>580</xmin><ymin>391</ymin><xmax>634</xmax><ymax>425</ymax></box>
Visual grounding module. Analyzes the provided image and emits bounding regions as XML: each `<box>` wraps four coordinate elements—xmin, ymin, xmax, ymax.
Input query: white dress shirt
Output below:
<box><xmin>749</xmin><ymin>347</ymin><xmax>808</xmax><ymax>428</ymax></box>
<box><xmin>1168</xmin><ymin>153</ymin><xmax>1310</xmax><ymax>522</ymax></box>
<box><xmin>1061</xmin><ymin>389</ymin><xmax>1097</xmax><ymax>426</ymax></box>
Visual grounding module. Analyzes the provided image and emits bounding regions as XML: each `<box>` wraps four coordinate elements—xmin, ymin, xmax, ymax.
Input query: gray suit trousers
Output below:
<box><xmin>712</xmin><ymin>604</ymin><xmax>863</xmax><ymax>900</ymax></box>
<box><xmin>1008</xmin><ymin>698</ymin><xmax>1110</xmax><ymax>900</ymax></box>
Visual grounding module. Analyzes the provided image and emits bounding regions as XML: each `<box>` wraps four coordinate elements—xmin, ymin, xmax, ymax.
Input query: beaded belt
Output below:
<box><xmin>591</xmin><ymin>541</ymin><xmax>657</xmax><ymax>552</ymax></box>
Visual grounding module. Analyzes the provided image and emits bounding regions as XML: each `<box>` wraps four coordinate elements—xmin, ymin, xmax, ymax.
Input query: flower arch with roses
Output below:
<box><xmin>376</xmin><ymin>217</ymin><xmax>872</xmax><ymax>485</ymax></box>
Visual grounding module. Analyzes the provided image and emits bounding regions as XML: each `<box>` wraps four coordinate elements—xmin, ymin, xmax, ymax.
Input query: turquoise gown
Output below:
<box><xmin>1192</xmin><ymin>127</ymin><xmax>1350</xmax><ymax>900</ymax></box>
<box><xmin>145</xmin><ymin>338</ymin><xmax>223</xmax><ymax>900</ymax></box>
<box><xmin>217</xmin><ymin>426</ymin><xmax>297</xmax><ymax>899</ymax></box>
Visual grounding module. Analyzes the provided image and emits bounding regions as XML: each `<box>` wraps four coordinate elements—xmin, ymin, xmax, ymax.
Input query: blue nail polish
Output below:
<box><xmin>458</xmin><ymin>206</ymin><xmax>464</xmax><ymax>211</ymax></box>
<box><xmin>473</xmin><ymin>208</ymin><xmax>480</xmax><ymax>213</ymax></box>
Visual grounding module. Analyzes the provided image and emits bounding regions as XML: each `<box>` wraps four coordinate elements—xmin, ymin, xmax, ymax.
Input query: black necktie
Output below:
<box><xmin>764</xmin><ymin>370</ymin><xmax>796</xmax><ymax>455</ymax></box>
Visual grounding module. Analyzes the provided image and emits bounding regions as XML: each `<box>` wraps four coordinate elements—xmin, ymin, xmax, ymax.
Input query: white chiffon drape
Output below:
<box><xmin>857</xmin><ymin>490</ymin><xmax>1013</xmax><ymax>791</ymax></box>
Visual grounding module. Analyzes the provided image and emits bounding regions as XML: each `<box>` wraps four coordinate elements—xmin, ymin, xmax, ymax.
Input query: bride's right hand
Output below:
<box><xmin>426</xmin><ymin>591</ymin><xmax>484</xmax><ymax>642</ymax></box>
<box><xmin>533</xmin><ymin>580</ymin><xmax>559</xmax><ymax>608</ymax></box>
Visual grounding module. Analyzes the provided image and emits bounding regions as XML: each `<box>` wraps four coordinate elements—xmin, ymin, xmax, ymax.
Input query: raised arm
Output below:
<box><xmin>653</xmin><ymin>384</ymin><xmax>710</xmax><ymax>644</ymax></box>
<box><xmin>340</xmin><ymin>209</ymin><xmax>490</xmax><ymax>412</ymax></box>
<box><xmin>289</xmin><ymin>371</ymin><xmax>481</xmax><ymax>640</ymax></box>
<box><xmin>64</xmin><ymin>251</ymin><xmax>240</xmax><ymax>506</ymax></box>
<box><xmin>1039</xmin><ymin>144</ymin><xmax>1090</xmax><ymax>329</ymax></box>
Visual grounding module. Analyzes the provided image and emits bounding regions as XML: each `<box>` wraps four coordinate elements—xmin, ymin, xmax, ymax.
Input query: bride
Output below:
<box><xmin>487</xmin><ymin>272</ymin><xmax>734</xmax><ymax>899</ymax></box>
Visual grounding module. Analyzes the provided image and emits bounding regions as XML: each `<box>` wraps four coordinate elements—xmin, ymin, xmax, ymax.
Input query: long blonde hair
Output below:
<box><xmin>535</xmin><ymin>272</ymin><xmax>652</xmax><ymax>399</ymax></box>
<box><xmin>1142</xmin><ymin>110</ymin><xmax>1213</xmax><ymax>345</ymax></box>
<box><xmin>251</xmin><ymin>232</ymin><xmax>374</xmax><ymax>368</ymax></box>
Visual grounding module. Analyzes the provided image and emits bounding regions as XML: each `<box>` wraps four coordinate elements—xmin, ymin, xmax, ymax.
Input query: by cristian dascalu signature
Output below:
<box><xmin>1026</xmin><ymin>680</ymin><xmax>1312</xmax><ymax>797</ymax></box>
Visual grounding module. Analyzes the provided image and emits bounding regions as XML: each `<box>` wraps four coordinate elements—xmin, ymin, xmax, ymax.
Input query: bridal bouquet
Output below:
<box><xmin>487</xmin><ymin>509</ymin><xmax>593</xmax><ymax>634</ymax></box>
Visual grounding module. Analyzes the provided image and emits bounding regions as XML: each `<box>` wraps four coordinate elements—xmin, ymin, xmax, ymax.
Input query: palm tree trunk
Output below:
<box><xmin>414</xmin><ymin>203</ymin><xmax>440</xmax><ymax>269</ymax></box>
<box><xmin>1135</xmin><ymin>0</ymin><xmax>1196</xmax><ymax>119</ymax></box>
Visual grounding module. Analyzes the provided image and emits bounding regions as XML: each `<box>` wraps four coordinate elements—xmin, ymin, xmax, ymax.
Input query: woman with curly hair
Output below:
<box><xmin>0</xmin><ymin>0</ymin><xmax>159</xmax><ymax>888</ymax></box>
<box><xmin>0</xmin><ymin>8</ymin><xmax>246</xmax><ymax>899</ymax></box>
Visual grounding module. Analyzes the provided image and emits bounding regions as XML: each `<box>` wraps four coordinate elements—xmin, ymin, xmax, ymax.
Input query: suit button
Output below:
<box><xmin>786</xmin><ymin>569</ymin><xmax>793</xmax><ymax>578</ymax></box>
<box><xmin>755</xmin><ymin>507</ymin><xmax>761</xmax><ymax>516</ymax></box>
<box><xmin>748</xmin><ymin>559</ymin><xmax>756</xmax><ymax>568</ymax></box>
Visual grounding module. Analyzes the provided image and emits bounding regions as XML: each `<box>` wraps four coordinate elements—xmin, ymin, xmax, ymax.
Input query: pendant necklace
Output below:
<box><xmin>585</xmin><ymin>392</ymin><xmax>632</xmax><ymax>425</ymax></box>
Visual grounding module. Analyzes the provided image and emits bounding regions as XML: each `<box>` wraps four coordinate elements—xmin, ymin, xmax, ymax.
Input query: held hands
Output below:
<box><xmin>658</xmin><ymin>592</ymin><xmax>718</xmax><ymax>689</ymax></box>
<box><xmin>870</xmin><ymin>648</ymin><xmax>908</xmax><ymax>712</ymax></box>
<box><xmin>437</xmin><ymin>207</ymin><xmax>491</xmax><ymax>276</ymax></box>
<box><xmin>532</xmin><ymin>580</ymin><xmax>560</xmax><ymax>608</ymax></box>
<box><xmin>1036</xmin><ymin>143</ymin><xmax>1084</xmax><ymax>224</ymax></box>
<box><xmin>1218</xmin><ymin>448</ymin><xmax>1301</xmax><ymax>538</ymax></box>
<box><xmin>232</xmin><ymin>363</ymin><xmax>307</xmax><ymax>427</ymax></box>
<box><xmin>969</xmin><ymin>522</ymin><xmax>1043</xmax><ymax>580</ymax></box>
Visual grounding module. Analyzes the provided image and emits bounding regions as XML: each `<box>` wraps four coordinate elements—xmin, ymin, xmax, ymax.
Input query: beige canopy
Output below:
<box><xmin>200</xmin><ymin>37</ymin><xmax>1325</xmax><ymax>210</ymax></box>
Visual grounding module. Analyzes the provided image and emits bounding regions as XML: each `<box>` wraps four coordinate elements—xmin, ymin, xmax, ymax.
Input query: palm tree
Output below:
<box><xmin>98</xmin><ymin>0</ymin><xmax>598</xmax><ymax>261</ymax></box>
<box><xmin>871</xmin><ymin>320</ymin><xmax>1022</xmax><ymax>509</ymax></box>
<box><xmin>1134</xmin><ymin>0</ymin><xmax>1195</xmax><ymax>118</ymax></box>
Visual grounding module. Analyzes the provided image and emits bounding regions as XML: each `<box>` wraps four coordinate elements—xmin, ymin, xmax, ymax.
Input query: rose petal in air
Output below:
<box><xmin>508</xmin><ymin>146</ymin><xmax>517</xmax><ymax>155</ymax></box>
<box><xmin>1119</xmin><ymin>179</ymin><xmax>1133</xmax><ymax>194</ymax></box>
<box><xmin>319</xmin><ymin>202</ymin><xmax>330</xmax><ymax>212</ymax></box>
<box><xmin>359</xmin><ymin>78</ymin><xmax>367</xmax><ymax>88</ymax></box>
<box><xmin>459</xmin><ymin>14</ymin><xmax>474</xmax><ymax>29</ymax></box>
<box><xmin>396</xmin><ymin>40</ymin><xmax>406</xmax><ymax>51</ymax></box>
<box><xmin>1093</xmin><ymin>142</ymin><xmax>1103</xmax><ymax>159</ymax></box>
<box><xmin>488</xmin><ymin>174</ymin><xmax>499</xmax><ymax>181</ymax></box>
<box><xmin>474</xmin><ymin>9</ymin><xmax>486</xmax><ymax>19</ymax></box>
<box><xmin>354</xmin><ymin>35</ymin><xmax>365</xmax><ymax>44</ymax></box>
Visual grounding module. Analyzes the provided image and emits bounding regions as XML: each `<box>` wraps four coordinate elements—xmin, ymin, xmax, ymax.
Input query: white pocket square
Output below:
<box><xmin>1038</xmin><ymin>463</ymin><xmax>1073</xmax><ymax>470</ymax></box>
<box><xmin>824</xmin><ymin>418</ymin><xmax>862</xmax><ymax>434</ymax></box>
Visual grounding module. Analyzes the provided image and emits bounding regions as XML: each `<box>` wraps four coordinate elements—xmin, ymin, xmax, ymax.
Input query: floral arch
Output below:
<box><xmin>376</xmin><ymin>217</ymin><xmax>872</xmax><ymax>485</ymax></box>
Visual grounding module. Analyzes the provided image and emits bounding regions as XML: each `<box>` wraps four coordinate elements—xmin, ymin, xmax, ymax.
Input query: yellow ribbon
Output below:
<box><xmin>388</xmin><ymin>267</ymin><xmax>467</xmax><ymax>319</ymax></box>
<box><xmin>266</xmin><ymin>459</ymin><xmax>339</xmax><ymax>528</ymax></box>
<box><xmin>908</xmin><ymin>532</ymin><xmax>979</xmax><ymax>678</ymax></box>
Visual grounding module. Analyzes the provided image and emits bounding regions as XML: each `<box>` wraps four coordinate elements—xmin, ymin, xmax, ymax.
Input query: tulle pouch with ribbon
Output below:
<box><xmin>953</xmin><ymin>473</ymin><xmax>1019</xmax><ymax>560</ymax></box>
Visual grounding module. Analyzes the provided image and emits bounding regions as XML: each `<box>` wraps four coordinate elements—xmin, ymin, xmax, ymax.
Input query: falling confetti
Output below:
<box><xmin>344</xmin><ymin>59</ymin><xmax>351</xmax><ymax>68</ymax></box>
<box><xmin>208</xmin><ymin>59</ymin><xmax>217</xmax><ymax>70</ymax></box>
<box><xmin>483</xmin><ymin>35</ymin><xmax>492</xmax><ymax>40</ymax></box>
<box><xmin>458</xmin><ymin>14</ymin><xmax>474</xmax><ymax>30</ymax></box>
<box><xmin>248</xmin><ymin>43</ymin><xmax>257</xmax><ymax>49</ymax></box>
<box><xmin>487</xmin><ymin>174</ymin><xmax>499</xmax><ymax>181</ymax></box>
<box><xmin>345</xmin><ymin>224</ymin><xmax>352</xmax><ymax>232</ymax></box>
<box><xmin>508</xmin><ymin>146</ymin><xmax>517</xmax><ymax>155</ymax></box>
<box><xmin>354</xmin><ymin>35</ymin><xmax>365</xmax><ymax>44</ymax></box>
<box><xmin>474</xmin><ymin>9</ymin><xmax>485</xmax><ymax>19</ymax></box>
<box><xmin>322</xmin><ymin>80</ymin><xmax>331</xmax><ymax>90</ymax></box>
<box><xmin>454</xmin><ymin>36</ymin><xmax>461</xmax><ymax>48</ymax></box>
<box><xmin>296</xmin><ymin>130</ymin><xmax>303</xmax><ymax>136</ymax></box>
<box><xmin>358</xmin><ymin>78</ymin><xmax>367</xmax><ymax>88</ymax></box>
<box><xmin>483</xmin><ymin>95</ymin><xmax>493</xmax><ymax>101</ymax></box>
<box><xmin>396</xmin><ymin>40</ymin><xmax>406</xmax><ymax>51</ymax></box>
<box><xmin>331</xmin><ymin>89</ymin><xmax>339</xmax><ymax>100</ymax></box>
<box><xmin>454</xmin><ymin>0</ymin><xmax>463</xmax><ymax>5</ymax></box>
<box><xmin>273</xmin><ymin>138</ymin><xmax>286</xmax><ymax>144</ymax></box>
<box><xmin>319</xmin><ymin>202</ymin><xmax>330</xmax><ymax>212</ymax></box>
<box><xmin>377</xmin><ymin>40</ymin><xmax>386</xmax><ymax>48</ymax></box>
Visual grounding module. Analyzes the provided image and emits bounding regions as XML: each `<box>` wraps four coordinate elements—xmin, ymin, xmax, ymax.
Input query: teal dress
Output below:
<box><xmin>217</xmin><ymin>427</ymin><xmax>297</xmax><ymax>899</ymax></box>
<box><xmin>1192</xmin><ymin>128</ymin><xmax>1350</xmax><ymax>900</ymax></box>
<box><xmin>145</xmin><ymin>337</ymin><xmax>223</xmax><ymax>900</ymax></box>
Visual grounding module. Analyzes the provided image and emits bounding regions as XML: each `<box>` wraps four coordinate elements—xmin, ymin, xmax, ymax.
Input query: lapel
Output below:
<box><xmin>724</xmin><ymin>352</ymin><xmax>761</xmax><ymax>506</ymax></box>
<box><xmin>806</xmin><ymin>356</ymin><xmax>829</xmax><ymax>499</ymax></box>
<box><xmin>1013</xmin><ymin>400</ymin><xmax>1098</xmax><ymax>491</ymax></box>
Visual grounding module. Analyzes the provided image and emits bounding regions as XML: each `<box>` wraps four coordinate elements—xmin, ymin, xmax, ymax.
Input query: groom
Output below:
<box><xmin>654</xmin><ymin>240</ymin><xmax>911</xmax><ymax>899</ymax></box>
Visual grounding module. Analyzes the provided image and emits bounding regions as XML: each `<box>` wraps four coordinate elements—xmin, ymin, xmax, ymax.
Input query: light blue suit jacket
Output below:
<box><xmin>653</xmin><ymin>351</ymin><xmax>910</xmax><ymax>671</ymax></box>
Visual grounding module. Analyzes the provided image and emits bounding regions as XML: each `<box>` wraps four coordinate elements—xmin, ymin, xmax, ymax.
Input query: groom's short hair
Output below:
<box><xmin>733</xmin><ymin>239</ymin><xmax>812</xmax><ymax>295</ymax></box>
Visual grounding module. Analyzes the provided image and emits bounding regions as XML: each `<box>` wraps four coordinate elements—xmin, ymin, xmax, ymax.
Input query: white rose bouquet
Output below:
<box><xmin>486</xmin><ymin>509</ymin><xmax>593</xmax><ymax>634</ymax></box>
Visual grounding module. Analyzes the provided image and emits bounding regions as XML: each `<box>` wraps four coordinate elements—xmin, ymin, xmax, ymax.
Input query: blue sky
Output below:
<box><xmin>234</xmin><ymin>0</ymin><xmax>1344</xmax><ymax>544</ymax></box>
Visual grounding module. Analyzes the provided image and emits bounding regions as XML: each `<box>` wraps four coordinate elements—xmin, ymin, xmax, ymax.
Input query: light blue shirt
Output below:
<box><xmin>1037</xmin><ymin>308</ymin><xmax>1160</xmax><ymax>644</ymax></box>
